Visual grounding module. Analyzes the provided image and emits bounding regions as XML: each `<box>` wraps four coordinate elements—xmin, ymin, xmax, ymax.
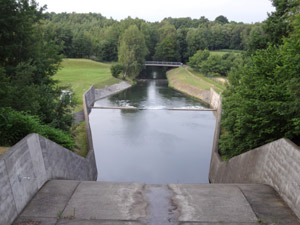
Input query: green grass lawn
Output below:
<box><xmin>167</xmin><ymin>67</ymin><xmax>226</xmax><ymax>103</ymax></box>
<box><xmin>53</xmin><ymin>59</ymin><xmax>120</xmax><ymax>111</ymax></box>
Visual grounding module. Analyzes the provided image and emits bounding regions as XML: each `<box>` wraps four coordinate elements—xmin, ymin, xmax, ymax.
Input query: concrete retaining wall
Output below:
<box><xmin>94</xmin><ymin>81</ymin><xmax>132</xmax><ymax>101</ymax></box>
<box><xmin>83</xmin><ymin>81</ymin><xmax>131</xmax><ymax>152</ymax></box>
<box><xmin>0</xmin><ymin>134</ymin><xmax>96</xmax><ymax>225</ymax></box>
<box><xmin>208</xmin><ymin>90</ymin><xmax>300</xmax><ymax>219</ymax></box>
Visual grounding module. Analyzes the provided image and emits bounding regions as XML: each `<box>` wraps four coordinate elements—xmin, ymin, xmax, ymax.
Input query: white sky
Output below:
<box><xmin>36</xmin><ymin>0</ymin><xmax>275</xmax><ymax>23</ymax></box>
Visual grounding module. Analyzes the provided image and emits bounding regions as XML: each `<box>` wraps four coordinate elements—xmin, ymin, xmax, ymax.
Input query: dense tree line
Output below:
<box><xmin>43</xmin><ymin>12</ymin><xmax>261</xmax><ymax>64</ymax></box>
<box><xmin>219</xmin><ymin>0</ymin><xmax>300</xmax><ymax>158</ymax></box>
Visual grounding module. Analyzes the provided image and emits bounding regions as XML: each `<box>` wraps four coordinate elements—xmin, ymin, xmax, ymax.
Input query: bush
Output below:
<box><xmin>38</xmin><ymin>125</ymin><xmax>75</xmax><ymax>150</ymax></box>
<box><xmin>110</xmin><ymin>63</ymin><xmax>123</xmax><ymax>78</ymax></box>
<box><xmin>188</xmin><ymin>50</ymin><xmax>241</xmax><ymax>77</ymax></box>
<box><xmin>0</xmin><ymin>107</ymin><xmax>75</xmax><ymax>150</ymax></box>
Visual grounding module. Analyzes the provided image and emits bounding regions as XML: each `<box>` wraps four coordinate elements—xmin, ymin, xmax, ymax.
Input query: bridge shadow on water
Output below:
<box><xmin>138</xmin><ymin>66</ymin><xmax>171</xmax><ymax>80</ymax></box>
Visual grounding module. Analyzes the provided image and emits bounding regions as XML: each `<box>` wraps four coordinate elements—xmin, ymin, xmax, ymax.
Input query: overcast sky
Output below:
<box><xmin>36</xmin><ymin>0</ymin><xmax>275</xmax><ymax>23</ymax></box>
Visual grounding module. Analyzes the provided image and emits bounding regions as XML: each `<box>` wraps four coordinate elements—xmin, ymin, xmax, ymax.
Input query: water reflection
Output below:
<box><xmin>94</xmin><ymin>80</ymin><xmax>208</xmax><ymax>109</ymax></box>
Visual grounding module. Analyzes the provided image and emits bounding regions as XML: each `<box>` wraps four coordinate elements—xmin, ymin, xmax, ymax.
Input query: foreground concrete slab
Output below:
<box><xmin>13</xmin><ymin>180</ymin><xmax>300</xmax><ymax>225</ymax></box>
<box><xmin>62</xmin><ymin>182</ymin><xmax>147</xmax><ymax>220</ymax></box>
<box><xmin>237</xmin><ymin>184</ymin><xmax>300</xmax><ymax>225</ymax></box>
<box><xmin>169</xmin><ymin>184</ymin><xmax>257</xmax><ymax>223</ymax></box>
<box><xmin>20</xmin><ymin>180</ymin><xmax>79</xmax><ymax>218</ymax></box>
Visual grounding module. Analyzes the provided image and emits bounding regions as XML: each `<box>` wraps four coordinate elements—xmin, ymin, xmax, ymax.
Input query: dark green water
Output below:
<box><xmin>94</xmin><ymin>80</ymin><xmax>208</xmax><ymax>109</ymax></box>
<box><xmin>90</xmin><ymin>70</ymin><xmax>216</xmax><ymax>184</ymax></box>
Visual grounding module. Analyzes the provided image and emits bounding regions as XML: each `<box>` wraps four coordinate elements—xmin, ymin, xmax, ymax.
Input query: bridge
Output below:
<box><xmin>145</xmin><ymin>61</ymin><xmax>183</xmax><ymax>67</ymax></box>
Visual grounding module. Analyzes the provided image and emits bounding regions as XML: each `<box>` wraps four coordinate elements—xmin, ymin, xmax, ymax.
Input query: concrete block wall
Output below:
<box><xmin>208</xmin><ymin>90</ymin><xmax>300</xmax><ymax>219</ymax></box>
<box><xmin>0</xmin><ymin>134</ymin><xmax>96</xmax><ymax>225</ymax></box>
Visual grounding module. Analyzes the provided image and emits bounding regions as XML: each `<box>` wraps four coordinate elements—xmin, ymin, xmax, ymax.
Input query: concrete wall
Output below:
<box><xmin>208</xmin><ymin>90</ymin><xmax>300</xmax><ymax>219</ymax></box>
<box><xmin>208</xmin><ymin>88</ymin><xmax>222</xmax><ymax>110</ymax></box>
<box><xmin>83</xmin><ymin>85</ymin><xmax>96</xmax><ymax>152</ymax></box>
<box><xmin>83</xmin><ymin>81</ymin><xmax>131</xmax><ymax>152</ymax></box>
<box><xmin>94</xmin><ymin>81</ymin><xmax>132</xmax><ymax>101</ymax></box>
<box><xmin>0</xmin><ymin>134</ymin><xmax>96</xmax><ymax>225</ymax></box>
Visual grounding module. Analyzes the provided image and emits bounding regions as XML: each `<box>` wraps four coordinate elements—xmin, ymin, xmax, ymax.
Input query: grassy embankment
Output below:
<box><xmin>210</xmin><ymin>49</ymin><xmax>243</xmax><ymax>56</ymax></box>
<box><xmin>167</xmin><ymin>49</ymin><xmax>241</xmax><ymax>101</ymax></box>
<box><xmin>54</xmin><ymin>59</ymin><xmax>120</xmax><ymax>157</ymax></box>
<box><xmin>54</xmin><ymin>59</ymin><xmax>120</xmax><ymax>112</ymax></box>
<box><xmin>167</xmin><ymin>66</ymin><xmax>226</xmax><ymax>102</ymax></box>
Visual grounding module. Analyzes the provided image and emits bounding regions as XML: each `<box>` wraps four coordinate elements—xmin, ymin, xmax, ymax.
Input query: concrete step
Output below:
<box><xmin>13</xmin><ymin>180</ymin><xmax>300</xmax><ymax>225</ymax></box>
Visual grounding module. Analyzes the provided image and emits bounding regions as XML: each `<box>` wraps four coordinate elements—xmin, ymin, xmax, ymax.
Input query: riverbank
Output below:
<box><xmin>166</xmin><ymin>66</ymin><xmax>225</xmax><ymax>104</ymax></box>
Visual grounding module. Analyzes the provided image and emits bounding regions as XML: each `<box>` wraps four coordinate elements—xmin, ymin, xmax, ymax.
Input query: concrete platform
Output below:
<box><xmin>13</xmin><ymin>180</ymin><xmax>300</xmax><ymax>225</ymax></box>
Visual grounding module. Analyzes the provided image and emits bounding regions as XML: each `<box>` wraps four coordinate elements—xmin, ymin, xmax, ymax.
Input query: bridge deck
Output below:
<box><xmin>14</xmin><ymin>180</ymin><xmax>300</xmax><ymax>225</ymax></box>
<box><xmin>145</xmin><ymin>61</ymin><xmax>183</xmax><ymax>67</ymax></box>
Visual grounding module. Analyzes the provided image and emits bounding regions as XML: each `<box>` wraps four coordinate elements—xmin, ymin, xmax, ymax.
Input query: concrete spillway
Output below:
<box><xmin>14</xmin><ymin>180</ymin><xmax>300</xmax><ymax>225</ymax></box>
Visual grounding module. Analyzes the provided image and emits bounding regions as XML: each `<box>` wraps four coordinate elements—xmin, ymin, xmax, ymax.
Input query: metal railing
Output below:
<box><xmin>145</xmin><ymin>61</ymin><xmax>183</xmax><ymax>66</ymax></box>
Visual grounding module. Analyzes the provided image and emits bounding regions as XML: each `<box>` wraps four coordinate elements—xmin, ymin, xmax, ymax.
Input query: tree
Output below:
<box><xmin>176</xmin><ymin>28</ymin><xmax>189</xmax><ymax>63</ymax></box>
<box><xmin>215</xmin><ymin>15</ymin><xmax>229</xmax><ymax>24</ymax></box>
<box><xmin>186</xmin><ymin>25</ymin><xmax>212</xmax><ymax>57</ymax></box>
<box><xmin>219</xmin><ymin>14</ymin><xmax>300</xmax><ymax>157</ymax></box>
<box><xmin>219</xmin><ymin>47</ymin><xmax>284</xmax><ymax>157</ymax></box>
<box><xmin>263</xmin><ymin>0</ymin><xmax>300</xmax><ymax>46</ymax></box>
<box><xmin>189</xmin><ymin>50</ymin><xmax>240</xmax><ymax>77</ymax></box>
<box><xmin>141</xmin><ymin>23</ymin><xmax>159</xmax><ymax>60</ymax></box>
<box><xmin>247</xmin><ymin>25</ymin><xmax>267</xmax><ymax>52</ymax></box>
<box><xmin>118</xmin><ymin>25</ymin><xmax>148</xmax><ymax>78</ymax></box>
<box><xmin>154</xmin><ymin>35</ymin><xmax>180</xmax><ymax>61</ymax></box>
<box><xmin>0</xmin><ymin>0</ymin><xmax>73</xmax><ymax>132</ymax></box>
<box><xmin>188</xmin><ymin>49</ymin><xmax>210</xmax><ymax>70</ymax></box>
<box><xmin>153</xmin><ymin>22</ymin><xmax>179</xmax><ymax>61</ymax></box>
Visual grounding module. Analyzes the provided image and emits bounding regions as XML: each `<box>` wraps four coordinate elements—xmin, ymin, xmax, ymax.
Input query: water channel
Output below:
<box><xmin>89</xmin><ymin>68</ymin><xmax>216</xmax><ymax>184</ymax></box>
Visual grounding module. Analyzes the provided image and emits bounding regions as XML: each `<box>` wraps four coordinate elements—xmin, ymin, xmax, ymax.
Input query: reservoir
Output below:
<box><xmin>89</xmin><ymin>70</ymin><xmax>216</xmax><ymax>184</ymax></box>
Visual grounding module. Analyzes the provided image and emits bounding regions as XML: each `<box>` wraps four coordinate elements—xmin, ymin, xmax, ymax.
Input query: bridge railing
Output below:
<box><xmin>145</xmin><ymin>61</ymin><xmax>183</xmax><ymax>66</ymax></box>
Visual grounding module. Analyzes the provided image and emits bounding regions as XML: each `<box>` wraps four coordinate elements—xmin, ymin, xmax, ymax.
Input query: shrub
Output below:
<box><xmin>110</xmin><ymin>63</ymin><xmax>123</xmax><ymax>78</ymax></box>
<box><xmin>38</xmin><ymin>125</ymin><xmax>75</xmax><ymax>150</ymax></box>
<box><xmin>0</xmin><ymin>107</ymin><xmax>75</xmax><ymax>150</ymax></box>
